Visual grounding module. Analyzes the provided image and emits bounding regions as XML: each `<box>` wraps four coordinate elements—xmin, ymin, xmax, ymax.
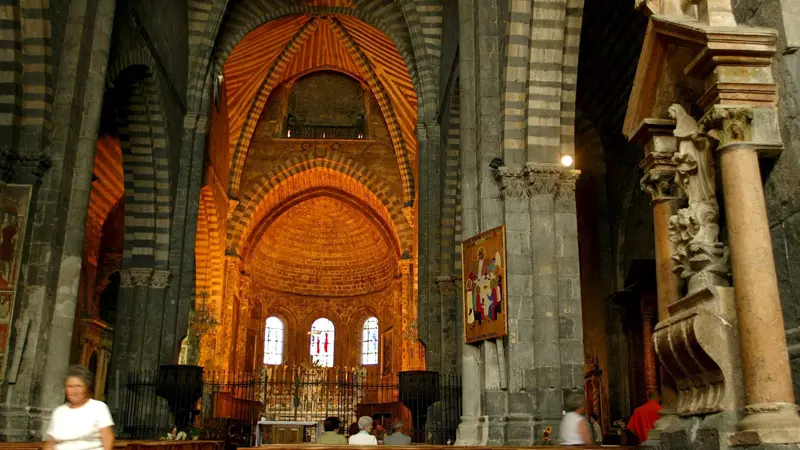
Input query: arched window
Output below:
<box><xmin>361</xmin><ymin>317</ymin><xmax>379</xmax><ymax>365</ymax></box>
<box><xmin>309</xmin><ymin>318</ymin><xmax>335</xmax><ymax>367</ymax></box>
<box><xmin>264</xmin><ymin>316</ymin><xmax>285</xmax><ymax>365</ymax></box>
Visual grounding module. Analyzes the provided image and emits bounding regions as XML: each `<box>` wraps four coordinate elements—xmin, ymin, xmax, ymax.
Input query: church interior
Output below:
<box><xmin>2</xmin><ymin>0</ymin><xmax>800</xmax><ymax>448</ymax></box>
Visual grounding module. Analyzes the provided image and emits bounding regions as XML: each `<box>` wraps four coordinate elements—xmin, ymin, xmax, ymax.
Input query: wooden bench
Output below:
<box><xmin>239</xmin><ymin>445</ymin><xmax>633</xmax><ymax>449</ymax></box>
<box><xmin>0</xmin><ymin>441</ymin><xmax>221</xmax><ymax>450</ymax></box>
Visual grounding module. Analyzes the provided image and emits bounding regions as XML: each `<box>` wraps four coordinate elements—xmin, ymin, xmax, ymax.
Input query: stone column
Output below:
<box><xmin>219</xmin><ymin>254</ymin><xmax>242</xmax><ymax>371</ymax></box>
<box><xmin>634</xmin><ymin>119</ymin><xmax>681</xmax><ymax>441</ymax></box>
<box><xmin>126</xmin><ymin>268</ymin><xmax>157</xmax><ymax>372</ymax></box>
<box><xmin>703</xmin><ymin>106</ymin><xmax>800</xmax><ymax>445</ymax></box>
<box><xmin>236</xmin><ymin>275</ymin><xmax>251</xmax><ymax>372</ymax></box>
<box><xmin>147</xmin><ymin>270</ymin><xmax>172</xmax><ymax>365</ymax></box>
<box><xmin>640</xmin><ymin>299</ymin><xmax>658</xmax><ymax>395</ymax></box>
<box><xmin>525</xmin><ymin>163</ymin><xmax>563</xmax><ymax>430</ymax></box>
<box><xmin>30</xmin><ymin>0</ymin><xmax>117</xmax><ymax>431</ymax></box>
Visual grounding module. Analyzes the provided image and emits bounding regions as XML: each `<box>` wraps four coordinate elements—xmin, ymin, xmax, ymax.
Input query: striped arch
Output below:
<box><xmin>226</xmin><ymin>16</ymin><xmax>416</xmax><ymax>204</ymax></box>
<box><xmin>0</xmin><ymin>0</ymin><xmax>53</xmax><ymax>153</ymax></box>
<box><xmin>107</xmin><ymin>52</ymin><xmax>172</xmax><ymax>269</ymax></box>
<box><xmin>228</xmin><ymin>153</ymin><xmax>411</xmax><ymax>258</ymax></box>
<box><xmin>196</xmin><ymin>186</ymin><xmax>225</xmax><ymax>317</ymax></box>
<box><xmin>212</xmin><ymin>2</ymin><xmax>422</xmax><ymax>101</ymax></box>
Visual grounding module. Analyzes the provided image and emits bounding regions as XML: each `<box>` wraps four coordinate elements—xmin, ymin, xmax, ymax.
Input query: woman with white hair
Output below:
<box><xmin>559</xmin><ymin>392</ymin><xmax>592</xmax><ymax>446</ymax></box>
<box><xmin>348</xmin><ymin>416</ymin><xmax>378</xmax><ymax>445</ymax></box>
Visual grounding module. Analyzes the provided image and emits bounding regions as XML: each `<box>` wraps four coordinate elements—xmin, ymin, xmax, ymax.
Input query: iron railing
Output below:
<box><xmin>117</xmin><ymin>366</ymin><xmax>460</xmax><ymax>445</ymax></box>
<box><xmin>286</xmin><ymin>124</ymin><xmax>364</xmax><ymax>140</ymax></box>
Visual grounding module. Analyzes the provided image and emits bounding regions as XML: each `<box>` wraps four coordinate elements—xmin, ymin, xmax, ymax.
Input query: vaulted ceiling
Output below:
<box><xmin>222</xmin><ymin>13</ymin><xmax>418</xmax><ymax>201</ymax></box>
<box><xmin>248</xmin><ymin>195</ymin><xmax>397</xmax><ymax>296</ymax></box>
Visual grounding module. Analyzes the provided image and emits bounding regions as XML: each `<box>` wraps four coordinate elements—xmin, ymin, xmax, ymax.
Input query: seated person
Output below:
<box><xmin>382</xmin><ymin>421</ymin><xmax>411</xmax><ymax>445</ymax></box>
<box><xmin>318</xmin><ymin>417</ymin><xmax>347</xmax><ymax>445</ymax></box>
<box><xmin>348</xmin><ymin>416</ymin><xmax>378</xmax><ymax>446</ymax></box>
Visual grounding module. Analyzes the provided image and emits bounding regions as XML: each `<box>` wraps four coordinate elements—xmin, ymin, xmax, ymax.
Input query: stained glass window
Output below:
<box><xmin>264</xmin><ymin>316</ymin><xmax>284</xmax><ymax>365</ymax></box>
<box><xmin>361</xmin><ymin>317</ymin><xmax>379</xmax><ymax>365</ymax></box>
<box><xmin>310</xmin><ymin>318</ymin><xmax>335</xmax><ymax>367</ymax></box>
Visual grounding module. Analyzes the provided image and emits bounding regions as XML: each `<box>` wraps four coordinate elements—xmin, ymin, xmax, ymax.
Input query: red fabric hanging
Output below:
<box><xmin>316</xmin><ymin>335</ymin><xmax>320</xmax><ymax>354</ymax></box>
<box><xmin>324</xmin><ymin>332</ymin><xmax>329</xmax><ymax>352</ymax></box>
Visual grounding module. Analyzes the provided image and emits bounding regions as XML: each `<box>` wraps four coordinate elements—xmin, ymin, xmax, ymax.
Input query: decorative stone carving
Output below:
<box><xmin>126</xmin><ymin>268</ymin><xmax>153</xmax><ymax>287</ymax></box>
<box><xmin>425</xmin><ymin>122</ymin><xmax>441</xmax><ymax>140</ymax></box>
<box><xmin>556</xmin><ymin>170</ymin><xmax>580</xmax><ymax>200</ymax></box>
<box><xmin>667</xmin><ymin>104</ymin><xmax>730</xmax><ymax>293</ymax></box>
<box><xmin>495</xmin><ymin>166</ymin><xmax>527</xmax><ymax>199</ymax></box>
<box><xmin>150</xmin><ymin>270</ymin><xmax>172</xmax><ymax>289</ymax></box>
<box><xmin>227</xmin><ymin>198</ymin><xmax>239</xmax><ymax>222</ymax></box>
<box><xmin>653</xmin><ymin>285</ymin><xmax>742</xmax><ymax>416</ymax></box>
<box><xmin>434</xmin><ymin>276</ymin><xmax>460</xmax><ymax>295</ymax></box>
<box><xmin>701</xmin><ymin>106</ymin><xmax>754</xmax><ymax>147</ymax></box>
<box><xmin>524</xmin><ymin>163</ymin><xmax>561</xmax><ymax>196</ymax></box>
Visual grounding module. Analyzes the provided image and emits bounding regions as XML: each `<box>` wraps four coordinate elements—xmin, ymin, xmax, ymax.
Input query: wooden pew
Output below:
<box><xmin>0</xmin><ymin>441</ymin><xmax>221</xmax><ymax>450</ymax></box>
<box><xmin>240</xmin><ymin>445</ymin><xmax>633</xmax><ymax>449</ymax></box>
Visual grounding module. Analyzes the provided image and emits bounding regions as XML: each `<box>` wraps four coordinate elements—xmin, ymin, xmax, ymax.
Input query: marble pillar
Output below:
<box><xmin>640</xmin><ymin>299</ymin><xmax>657</xmax><ymax>395</ymax></box>
<box><xmin>702</xmin><ymin>106</ymin><xmax>800</xmax><ymax>446</ymax></box>
<box><xmin>219</xmin><ymin>255</ymin><xmax>242</xmax><ymax>370</ymax></box>
<box><xmin>634</xmin><ymin>120</ymin><xmax>682</xmax><ymax>444</ymax></box>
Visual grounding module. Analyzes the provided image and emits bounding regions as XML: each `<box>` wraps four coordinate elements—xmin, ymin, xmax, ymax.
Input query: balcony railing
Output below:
<box><xmin>286</xmin><ymin>125</ymin><xmax>365</xmax><ymax>140</ymax></box>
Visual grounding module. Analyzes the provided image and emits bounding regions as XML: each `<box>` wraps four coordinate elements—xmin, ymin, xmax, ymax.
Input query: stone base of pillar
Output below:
<box><xmin>0</xmin><ymin>404</ymin><xmax>33</xmax><ymax>442</ymax></box>
<box><xmin>455</xmin><ymin>415</ymin><xmax>486</xmax><ymax>445</ymax></box>
<box><xmin>534</xmin><ymin>416</ymin><xmax>562</xmax><ymax>446</ymax></box>
<box><xmin>505</xmin><ymin>413</ymin><xmax>534</xmax><ymax>446</ymax></box>
<box><xmin>660</xmin><ymin>416</ymin><xmax>702</xmax><ymax>450</ymax></box>
<box><xmin>642</xmin><ymin>407</ymin><xmax>679</xmax><ymax>448</ymax></box>
<box><xmin>730</xmin><ymin>403</ymin><xmax>800</xmax><ymax>446</ymax></box>
<box><xmin>698</xmin><ymin>410</ymin><xmax>739</xmax><ymax>450</ymax></box>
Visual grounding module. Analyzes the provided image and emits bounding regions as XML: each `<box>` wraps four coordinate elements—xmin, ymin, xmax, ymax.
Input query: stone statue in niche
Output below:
<box><xmin>667</xmin><ymin>104</ymin><xmax>730</xmax><ymax>293</ymax></box>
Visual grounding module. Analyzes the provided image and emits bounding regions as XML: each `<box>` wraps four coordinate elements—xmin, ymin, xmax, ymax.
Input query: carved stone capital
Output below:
<box><xmin>495</xmin><ymin>166</ymin><xmax>527</xmax><ymax>199</ymax></box>
<box><xmin>701</xmin><ymin>106</ymin><xmax>754</xmax><ymax>147</ymax></box>
<box><xmin>524</xmin><ymin>162</ymin><xmax>561</xmax><ymax>196</ymax></box>
<box><xmin>399</xmin><ymin>260</ymin><xmax>412</xmax><ymax>276</ymax></box>
<box><xmin>434</xmin><ymin>276</ymin><xmax>461</xmax><ymax>295</ymax></box>
<box><xmin>523</xmin><ymin>163</ymin><xmax>580</xmax><ymax>199</ymax></box>
<box><xmin>122</xmin><ymin>268</ymin><xmax>153</xmax><ymax>287</ymax></box>
<box><xmin>640</xmin><ymin>152</ymin><xmax>680</xmax><ymax>201</ymax></box>
<box><xmin>425</xmin><ymin>122</ymin><xmax>440</xmax><ymax>140</ymax></box>
<box><xmin>416</xmin><ymin>124</ymin><xmax>427</xmax><ymax>141</ymax></box>
<box><xmin>150</xmin><ymin>270</ymin><xmax>172</xmax><ymax>289</ymax></box>
<box><xmin>556</xmin><ymin>170</ymin><xmax>581</xmax><ymax>200</ymax></box>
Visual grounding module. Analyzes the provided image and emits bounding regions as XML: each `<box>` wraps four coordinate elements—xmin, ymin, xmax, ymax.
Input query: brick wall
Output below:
<box><xmin>289</xmin><ymin>72</ymin><xmax>365</xmax><ymax>127</ymax></box>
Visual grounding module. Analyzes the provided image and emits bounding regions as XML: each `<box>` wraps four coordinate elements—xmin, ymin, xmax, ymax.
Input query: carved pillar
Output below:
<box><xmin>701</xmin><ymin>106</ymin><xmax>800</xmax><ymax>445</ymax></box>
<box><xmin>634</xmin><ymin>120</ymin><xmax>681</xmax><ymax>424</ymax></box>
<box><xmin>123</xmin><ymin>268</ymin><xmax>154</xmax><ymax>372</ymax></box>
<box><xmin>646</xmin><ymin>106</ymin><xmax>742</xmax><ymax>436</ymax></box>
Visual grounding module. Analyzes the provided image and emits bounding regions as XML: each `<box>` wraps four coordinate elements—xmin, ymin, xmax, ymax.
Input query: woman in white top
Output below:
<box><xmin>559</xmin><ymin>392</ymin><xmax>592</xmax><ymax>446</ymax></box>
<box><xmin>46</xmin><ymin>365</ymin><xmax>115</xmax><ymax>450</ymax></box>
<box><xmin>348</xmin><ymin>416</ymin><xmax>378</xmax><ymax>445</ymax></box>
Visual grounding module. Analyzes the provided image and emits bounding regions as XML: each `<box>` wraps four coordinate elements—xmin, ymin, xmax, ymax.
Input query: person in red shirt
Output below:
<box><xmin>627</xmin><ymin>391</ymin><xmax>662</xmax><ymax>443</ymax></box>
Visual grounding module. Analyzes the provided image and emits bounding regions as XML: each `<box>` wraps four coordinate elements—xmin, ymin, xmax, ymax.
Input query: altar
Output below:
<box><xmin>255</xmin><ymin>420</ymin><xmax>322</xmax><ymax>445</ymax></box>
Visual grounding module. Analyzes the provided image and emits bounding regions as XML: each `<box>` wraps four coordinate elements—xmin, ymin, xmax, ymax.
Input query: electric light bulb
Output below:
<box><xmin>561</xmin><ymin>154</ymin><xmax>574</xmax><ymax>167</ymax></box>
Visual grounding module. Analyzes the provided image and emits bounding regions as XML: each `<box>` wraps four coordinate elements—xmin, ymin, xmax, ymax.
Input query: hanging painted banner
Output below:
<box><xmin>0</xmin><ymin>184</ymin><xmax>32</xmax><ymax>382</ymax></box>
<box><xmin>461</xmin><ymin>225</ymin><xmax>508</xmax><ymax>344</ymax></box>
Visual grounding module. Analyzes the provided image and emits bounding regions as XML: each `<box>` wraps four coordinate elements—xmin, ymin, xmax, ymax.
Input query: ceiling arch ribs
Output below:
<box><xmin>227</xmin><ymin>153</ymin><xmax>411</xmax><ymax>258</ymax></box>
<box><xmin>222</xmin><ymin>14</ymin><xmax>418</xmax><ymax>204</ymax></box>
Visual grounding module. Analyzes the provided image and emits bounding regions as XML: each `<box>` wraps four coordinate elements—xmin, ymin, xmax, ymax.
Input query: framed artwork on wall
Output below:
<box><xmin>461</xmin><ymin>225</ymin><xmax>508</xmax><ymax>344</ymax></box>
<box><xmin>0</xmin><ymin>184</ymin><xmax>32</xmax><ymax>382</ymax></box>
